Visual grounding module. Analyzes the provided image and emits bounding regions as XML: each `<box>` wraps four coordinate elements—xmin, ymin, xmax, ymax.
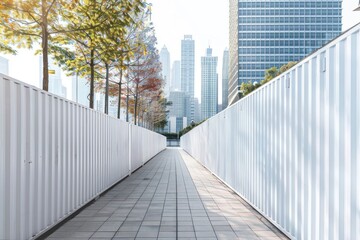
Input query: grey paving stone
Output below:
<box><xmin>114</xmin><ymin>231</ymin><xmax>137</xmax><ymax>238</ymax></box>
<box><xmin>195</xmin><ymin>231</ymin><xmax>217</xmax><ymax>238</ymax></box>
<box><xmin>178</xmin><ymin>231</ymin><xmax>196</xmax><ymax>238</ymax></box>
<box><xmin>158</xmin><ymin>232</ymin><xmax>176</xmax><ymax>238</ymax></box>
<box><xmin>47</xmin><ymin>149</ymin><xmax>287</xmax><ymax>240</ymax></box>
<box><xmin>136</xmin><ymin>231</ymin><xmax>158</xmax><ymax>238</ymax></box>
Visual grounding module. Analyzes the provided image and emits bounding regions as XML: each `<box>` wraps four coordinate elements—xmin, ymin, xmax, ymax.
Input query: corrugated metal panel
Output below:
<box><xmin>181</xmin><ymin>24</ymin><xmax>360</xmax><ymax>240</ymax></box>
<box><xmin>0</xmin><ymin>75</ymin><xmax>166</xmax><ymax>240</ymax></box>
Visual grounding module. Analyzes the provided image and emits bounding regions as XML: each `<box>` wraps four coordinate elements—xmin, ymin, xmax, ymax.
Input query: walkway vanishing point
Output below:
<box><xmin>46</xmin><ymin>149</ymin><xmax>288</xmax><ymax>240</ymax></box>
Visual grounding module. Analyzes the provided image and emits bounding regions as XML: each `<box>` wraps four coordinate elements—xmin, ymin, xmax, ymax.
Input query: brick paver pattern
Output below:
<box><xmin>47</xmin><ymin>148</ymin><xmax>288</xmax><ymax>240</ymax></box>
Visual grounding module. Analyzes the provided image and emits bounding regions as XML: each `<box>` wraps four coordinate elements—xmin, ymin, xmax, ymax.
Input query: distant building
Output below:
<box><xmin>94</xmin><ymin>92</ymin><xmax>118</xmax><ymax>117</ymax></box>
<box><xmin>171</xmin><ymin>60</ymin><xmax>181</xmax><ymax>91</ymax></box>
<box><xmin>169</xmin><ymin>91</ymin><xmax>186</xmax><ymax>118</ymax></box>
<box><xmin>169</xmin><ymin>116</ymin><xmax>187</xmax><ymax>133</ymax></box>
<box><xmin>0</xmin><ymin>56</ymin><xmax>9</xmax><ymax>75</ymax></box>
<box><xmin>39</xmin><ymin>56</ymin><xmax>67</xmax><ymax>98</ymax></box>
<box><xmin>108</xmin><ymin>96</ymin><xmax>118</xmax><ymax>118</ymax></box>
<box><xmin>201</xmin><ymin>47</ymin><xmax>218</xmax><ymax>120</ymax></box>
<box><xmin>194</xmin><ymin>98</ymin><xmax>201</xmax><ymax>123</ymax></box>
<box><xmin>181</xmin><ymin>35</ymin><xmax>196</xmax><ymax>124</ymax></box>
<box><xmin>168</xmin><ymin>90</ymin><xmax>188</xmax><ymax>133</ymax></box>
<box><xmin>62</xmin><ymin>86</ymin><xmax>68</xmax><ymax>99</ymax></box>
<box><xmin>160</xmin><ymin>45</ymin><xmax>171</xmax><ymax>96</ymax></box>
<box><xmin>229</xmin><ymin>0</ymin><xmax>342</xmax><ymax>105</ymax></box>
<box><xmin>72</xmin><ymin>76</ymin><xmax>89</xmax><ymax>107</ymax></box>
<box><xmin>95</xmin><ymin>92</ymin><xmax>105</xmax><ymax>113</ymax></box>
<box><xmin>222</xmin><ymin>49</ymin><xmax>229</xmax><ymax>110</ymax></box>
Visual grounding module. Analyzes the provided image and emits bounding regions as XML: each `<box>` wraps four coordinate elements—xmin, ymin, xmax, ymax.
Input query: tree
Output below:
<box><xmin>125</xmin><ymin>22</ymin><xmax>164</xmax><ymax>125</ymax></box>
<box><xmin>240</xmin><ymin>81</ymin><xmax>256</xmax><ymax>96</ymax></box>
<box><xmin>242</xmin><ymin>61</ymin><xmax>298</xmax><ymax>97</ymax></box>
<box><xmin>51</xmin><ymin>0</ymin><xmax>144</xmax><ymax>109</ymax></box>
<box><xmin>261</xmin><ymin>67</ymin><xmax>279</xmax><ymax>85</ymax></box>
<box><xmin>0</xmin><ymin>0</ymin><xmax>67</xmax><ymax>91</ymax></box>
<box><xmin>279</xmin><ymin>61</ymin><xmax>297</xmax><ymax>74</ymax></box>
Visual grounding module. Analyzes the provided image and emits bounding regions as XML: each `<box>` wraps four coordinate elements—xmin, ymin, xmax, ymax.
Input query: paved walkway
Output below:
<box><xmin>47</xmin><ymin>149</ymin><xmax>288</xmax><ymax>240</ymax></box>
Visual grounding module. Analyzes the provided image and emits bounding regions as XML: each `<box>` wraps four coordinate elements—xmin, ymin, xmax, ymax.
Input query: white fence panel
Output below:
<box><xmin>0</xmin><ymin>75</ymin><xmax>166</xmax><ymax>240</ymax></box>
<box><xmin>181</xmin><ymin>24</ymin><xmax>360</xmax><ymax>240</ymax></box>
<box><xmin>130</xmin><ymin>125</ymin><xmax>166</xmax><ymax>172</ymax></box>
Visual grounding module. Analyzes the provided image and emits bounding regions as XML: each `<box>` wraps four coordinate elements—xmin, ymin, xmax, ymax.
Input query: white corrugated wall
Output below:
<box><xmin>181</xmin><ymin>24</ymin><xmax>360</xmax><ymax>240</ymax></box>
<box><xmin>0</xmin><ymin>75</ymin><xmax>166</xmax><ymax>240</ymax></box>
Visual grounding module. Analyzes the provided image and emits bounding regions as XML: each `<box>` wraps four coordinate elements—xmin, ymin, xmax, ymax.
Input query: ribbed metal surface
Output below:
<box><xmin>181</xmin><ymin>24</ymin><xmax>360</xmax><ymax>240</ymax></box>
<box><xmin>0</xmin><ymin>75</ymin><xmax>166</xmax><ymax>240</ymax></box>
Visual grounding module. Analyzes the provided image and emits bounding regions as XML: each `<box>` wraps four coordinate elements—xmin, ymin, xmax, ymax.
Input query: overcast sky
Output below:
<box><xmin>2</xmin><ymin>0</ymin><xmax>360</xmax><ymax>103</ymax></box>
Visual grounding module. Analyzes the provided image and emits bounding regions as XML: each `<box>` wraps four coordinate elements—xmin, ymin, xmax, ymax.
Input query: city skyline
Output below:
<box><xmin>1</xmin><ymin>1</ymin><xmax>360</xmax><ymax>104</ymax></box>
<box><xmin>149</xmin><ymin>0</ymin><xmax>360</xmax><ymax>104</ymax></box>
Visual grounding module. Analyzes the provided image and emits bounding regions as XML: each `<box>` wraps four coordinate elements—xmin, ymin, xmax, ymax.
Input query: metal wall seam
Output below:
<box><xmin>356</xmin><ymin>28</ymin><xmax>360</xmax><ymax>240</ymax></box>
<box><xmin>343</xmin><ymin>35</ymin><xmax>352</xmax><ymax>240</ymax></box>
<box><xmin>0</xmin><ymin>76</ymin><xmax>5</xmax><ymax>240</ymax></box>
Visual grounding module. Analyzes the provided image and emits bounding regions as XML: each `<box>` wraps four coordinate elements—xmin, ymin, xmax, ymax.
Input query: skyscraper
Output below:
<box><xmin>169</xmin><ymin>91</ymin><xmax>186</xmax><ymax>117</ymax></box>
<box><xmin>0</xmin><ymin>56</ymin><xmax>9</xmax><ymax>75</ymax></box>
<box><xmin>229</xmin><ymin>0</ymin><xmax>342</xmax><ymax>105</ymax></box>
<box><xmin>160</xmin><ymin>45</ymin><xmax>171</xmax><ymax>96</ymax></box>
<box><xmin>222</xmin><ymin>49</ymin><xmax>229</xmax><ymax>110</ymax></box>
<box><xmin>181</xmin><ymin>35</ymin><xmax>195</xmax><ymax>123</ymax></box>
<box><xmin>201</xmin><ymin>47</ymin><xmax>218</xmax><ymax>120</ymax></box>
<box><xmin>168</xmin><ymin>90</ymin><xmax>187</xmax><ymax>133</ymax></box>
<box><xmin>171</xmin><ymin>60</ymin><xmax>181</xmax><ymax>91</ymax></box>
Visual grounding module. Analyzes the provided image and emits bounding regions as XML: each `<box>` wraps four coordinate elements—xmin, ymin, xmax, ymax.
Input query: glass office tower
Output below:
<box><xmin>229</xmin><ymin>0</ymin><xmax>342</xmax><ymax>105</ymax></box>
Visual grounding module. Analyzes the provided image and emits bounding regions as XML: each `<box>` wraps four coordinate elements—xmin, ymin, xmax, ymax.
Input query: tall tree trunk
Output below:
<box><xmin>105</xmin><ymin>63</ymin><xmax>109</xmax><ymax>114</ymax></box>
<box><xmin>134</xmin><ymin>95</ymin><xmax>138</xmax><ymax>125</ymax></box>
<box><xmin>134</xmin><ymin>83</ymin><xmax>139</xmax><ymax>125</ymax></box>
<box><xmin>89</xmin><ymin>49</ymin><xmax>95</xmax><ymax>109</ymax></box>
<box><xmin>117</xmin><ymin>69</ymin><xmax>122</xmax><ymax>119</ymax></box>
<box><xmin>41</xmin><ymin>0</ymin><xmax>49</xmax><ymax>91</ymax></box>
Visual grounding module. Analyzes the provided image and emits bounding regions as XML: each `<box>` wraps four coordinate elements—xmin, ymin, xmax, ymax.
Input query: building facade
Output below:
<box><xmin>0</xmin><ymin>56</ymin><xmax>9</xmax><ymax>75</ymax></box>
<box><xmin>168</xmin><ymin>90</ymin><xmax>187</xmax><ymax>133</ymax></box>
<box><xmin>229</xmin><ymin>0</ymin><xmax>342</xmax><ymax>105</ymax></box>
<box><xmin>201</xmin><ymin>47</ymin><xmax>218</xmax><ymax>120</ymax></box>
<box><xmin>160</xmin><ymin>45</ymin><xmax>171</xmax><ymax>96</ymax></box>
<box><xmin>222</xmin><ymin>49</ymin><xmax>229</xmax><ymax>110</ymax></box>
<box><xmin>181</xmin><ymin>35</ymin><xmax>196</xmax><ymax>123</ymax></box>
<box><xmin>171</xmin><ymin>60</ymin><xmax>181</xmax><ymax>91</ymax></box>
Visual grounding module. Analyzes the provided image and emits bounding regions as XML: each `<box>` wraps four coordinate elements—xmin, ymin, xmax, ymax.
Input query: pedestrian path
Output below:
<box><xmin>47</xmin><ymin>148</ymin><xmax>288</xmax><ymax>240</ymax></box>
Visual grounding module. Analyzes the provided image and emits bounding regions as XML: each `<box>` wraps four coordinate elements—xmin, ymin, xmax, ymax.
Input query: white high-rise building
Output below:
<box><xmin>181</xmin><ymin>35</ymin><xmax>195</xmax><ymax>124</ymax></box>
<box><xmin>0</xmin><ymin>56</ymin><xmax>9</xmax><ymax>75</ymax></box>
<box><xmin>171</xmin><ymin>60</ymin><xmax>181</xmax><ymax>91</ymax></box>
<box><xmin>39</xmin><ymin>56</ymin><xmax>67</xmax><ymax>98</ymax></box>
<box><xmin>160</xmin><ymin>45</ymin><xmax>171</xmax><ymax>96</ymax></box>
<box><xmin>222</xmin><ymin>49</ymin><xmax>229</xmax><ymax>110</ymax></box>
<box><xmin>201</xmin><ymin>47</ymin><xmax>218</xmax><ymax>120</ymax></box>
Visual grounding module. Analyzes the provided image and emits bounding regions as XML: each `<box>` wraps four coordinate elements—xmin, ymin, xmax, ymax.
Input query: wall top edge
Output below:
<box><xmin>0</xmin><ymin>73</ymin><xmax>160</xmax><ymax>134</ymax></box>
